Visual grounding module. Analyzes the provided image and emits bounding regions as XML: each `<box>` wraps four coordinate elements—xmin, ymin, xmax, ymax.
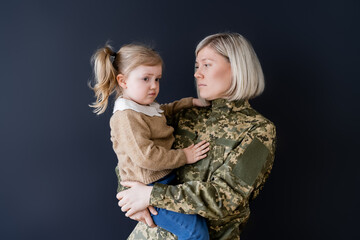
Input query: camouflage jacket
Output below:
<box><xmin>116</xmin><ymin>99</ymin><xmax>276</xmax><ymax>240</ymax></box>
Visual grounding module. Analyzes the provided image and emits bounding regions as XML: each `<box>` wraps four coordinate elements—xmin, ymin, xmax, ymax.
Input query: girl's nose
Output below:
<box><xmin>150</xmin><ymin>80</ymin><xmax>157</xmax><ymax>89</ymax></box>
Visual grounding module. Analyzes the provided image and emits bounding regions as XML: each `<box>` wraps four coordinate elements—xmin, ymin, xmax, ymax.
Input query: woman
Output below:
<box><xmin>116</xmin><ymin>32</ymin><xmax>276</xmax><ymax>240</ymax></box>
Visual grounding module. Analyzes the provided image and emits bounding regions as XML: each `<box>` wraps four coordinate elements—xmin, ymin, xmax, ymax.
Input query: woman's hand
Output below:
<box><xmin>193</xmin><ymin>98</ymin><xmax>210</xmax><ymax>107</ymax></box>
<box><xmin>116</xmin><ymin>181</ymin><xmax>153</xmax><ymax>217</ymax></box>
<box><xmin>128</xmin><ymin>207</ymin><xmax>158</xmax><ymax>228</ymax></box>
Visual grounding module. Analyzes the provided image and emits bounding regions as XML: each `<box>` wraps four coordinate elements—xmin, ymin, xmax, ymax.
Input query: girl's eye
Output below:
<box><xmin>155</xmin><ymin>78</ymin><xmax>161</xmax><ymax>82</ymax></box>
<box><xmin>143</xmin><ymin>77</ymin><xmax>149</xmax><ymax>81</ymax></box>
<box><xmin>204</xmin><ymin>64</ymin><xmax>210</xmax><ymax>67</ymax></box>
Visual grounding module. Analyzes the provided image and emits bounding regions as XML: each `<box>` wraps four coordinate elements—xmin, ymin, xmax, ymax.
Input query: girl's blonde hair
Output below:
<box><xmin>89</xmin><ymin>43</ymin><xmax>163</xmax><ymax>114</ymax></box>
<box><xmin>195</xmin><ymin>33</ymin><xmax>264</xmax><ymax>101</ymax></box>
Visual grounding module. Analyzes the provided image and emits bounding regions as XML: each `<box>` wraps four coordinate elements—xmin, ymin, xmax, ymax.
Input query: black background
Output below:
<box><xmin>1</xmin><ymin>0</ymin><xmax>359</xmax><ymax>239</ymax></box>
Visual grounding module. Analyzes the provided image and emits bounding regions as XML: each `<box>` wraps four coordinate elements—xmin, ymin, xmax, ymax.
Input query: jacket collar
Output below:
<box><xmin>210</xmin><ymin>98</ymin><xmax>250</xmax><ymax>112</ymax></box>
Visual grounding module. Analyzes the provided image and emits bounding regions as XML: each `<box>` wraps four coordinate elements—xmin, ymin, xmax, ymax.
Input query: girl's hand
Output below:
<box><xmin>183</xmin><ymin>140</ymin><xmax>210</xmax><ymax>164</ymax></box>
<box><xmin>116</xmin><ymin>181</ymin><xmax>153</xmax><ymax>217</ymax></box>
<box><xmin>193</xmin><ymin>98</ymin><xmax>210</xmax><ymax>107</ymax></box>
<box><xmin>128</xmin><ymin>207</ymin><xmax>158</xmax><ymax>228</ymax></box>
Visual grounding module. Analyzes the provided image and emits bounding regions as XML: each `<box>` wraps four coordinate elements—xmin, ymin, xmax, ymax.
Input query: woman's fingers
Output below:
<box><xmin>148</xmin><ymin>206</ymin><xmax>158</xmax><ymax>215</ymax></box>
<box><xmin>120</xmin><ymin>181</ymin><xmax>138</xmax><ymax>188</ymax></box>
<box><xmin>128</xmin><ymin>209</ymin><xmax>157</xmax><ymax>228</ymax></box>
<box><xmin>116</xmin><ymin>191</ymin><xmax>123</xmax><ymax>200</ymax></box>
<box><xmin>125</xmin><ymin>207</ymin><xmax>137</xmax><ymax>217</ymax></box>
<box><xmin>121</xmin><ymin>205</ymin><xmax>129</xmax><ymax>213</ymax></box>
<box><xmin>118</xmin><ymin>195</ymin><xmax>128</xmax><ymax>207</ymax></box>
<box><xmin>144</xmin><ymin>214</ymin><xmax>156</xmax><ymax>228</ymax></box>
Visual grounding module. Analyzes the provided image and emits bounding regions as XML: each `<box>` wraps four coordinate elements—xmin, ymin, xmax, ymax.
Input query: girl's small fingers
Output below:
<box><xmin>197</xmin><ymin>154</ymin><xmax>207</xmax><ymax>160</ymax></box>
<box><xmin>195</xmin><ymin>147</ymin><xmax>209</xmax><ymax>157</ymax></box>
<box><xmin>196</xmin><ymin>145</ymin><xmax>210</xmax><ymax>154</ymax></box>
<box><xmin>201</xmin><ymin>147</ymin><xmax>210</xmax><ymax>154</ymax></box>
<box><xmin>194</xmin><ymin>140</ymin><xmax>207</xmax><ymax>147</ymax></box>
<box><xmin>200</xmin><ymin>143</ymin><xmax>210</xmax><ymax>150</ymax></box>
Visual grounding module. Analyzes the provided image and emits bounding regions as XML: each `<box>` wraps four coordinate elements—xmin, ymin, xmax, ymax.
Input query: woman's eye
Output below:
<box><xmin>194</xmin><ymin>65</ymin><xmax>199</xmax><ymax>69</ymax></box>
<box><xmin>204</xmin><ymin>64</ymin><xmax>210</xmax><ymax>67</ymax></box>
<box><xmin>143</xmin><ymin>77</ymin><xmax>149</xmax><ymax>81</ymax></box>
<box><xmin>155</xmin><ymin>78</ymin><xmax>161</xmax><ymax>82</ymax></box>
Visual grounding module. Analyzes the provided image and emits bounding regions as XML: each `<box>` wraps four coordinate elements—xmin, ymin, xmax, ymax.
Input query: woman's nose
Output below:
<box><xmin>194</xmin><ymin>69</ymin><xmax>203</xmax><ymax>79</ymax></box>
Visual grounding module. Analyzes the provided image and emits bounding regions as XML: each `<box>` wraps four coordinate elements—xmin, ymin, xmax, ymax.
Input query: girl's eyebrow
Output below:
<box><xmin>142</xmin><ymin>72</ymin><xmax>162</xmax><ymax>78</ymax></box>
<box><xmin>142</xmin><ymin>72</ymin><xmax>161</xmax><ymax>76</ymax></box>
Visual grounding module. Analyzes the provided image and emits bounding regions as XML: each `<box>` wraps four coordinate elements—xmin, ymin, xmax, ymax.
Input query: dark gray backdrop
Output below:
<box><xmin>1</xmin><ymin>0</ymin><xmax>359</xmax><ymax>239</ymax></box>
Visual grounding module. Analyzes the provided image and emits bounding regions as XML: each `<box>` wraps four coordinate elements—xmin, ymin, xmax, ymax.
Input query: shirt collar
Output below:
<box><xmin>113</xmin><ymin>97</ymin><xmax>164</xmax><ymax>117</ymax></box>
<box><xmin>210</xmin><ymin>98</ymin><xmax>250</xmax><ymax>112</ymax></box>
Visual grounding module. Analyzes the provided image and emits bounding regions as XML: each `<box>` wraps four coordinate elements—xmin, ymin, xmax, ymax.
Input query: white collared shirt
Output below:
<box><xmin>113</xmin><ymin>97</ymin><xmax>164</xmax><ymax>117</ymax></box>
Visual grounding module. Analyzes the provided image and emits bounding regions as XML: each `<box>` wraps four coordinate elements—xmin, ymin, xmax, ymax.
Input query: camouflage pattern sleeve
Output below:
<box><xmin>115</xmin><ymin>165</ymin><xmax>126</xmax><ymax>193</ymax></box>
<box><xmin>149</xmin><ymin>122</ymin><xmax>276</xmax><ymax>220</ymax></box>
<box><xmin>127</xmin><ymin>222</ymin><xmax>177</xmax><ymax>240</ymax></box>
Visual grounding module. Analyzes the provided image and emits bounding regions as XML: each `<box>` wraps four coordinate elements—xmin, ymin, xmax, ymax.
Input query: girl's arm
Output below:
<box><xmin>111</xmin><ymin>111</ymin><xmax>209</xmax><ymax>172</ymax></box>
<box><xmin>160</xmin><ymin>97</ymin><xmax>193</xmax><ymax>120</ymax></box>
<box><xmin>161</xmin><ymin>97</ymin><xmax>209</xmax><ymax>126</ymax></box>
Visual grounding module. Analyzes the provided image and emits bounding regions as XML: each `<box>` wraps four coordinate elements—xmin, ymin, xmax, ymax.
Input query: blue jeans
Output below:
<box><xmin>149</xmin><ymin>172</ymin><xmax>209</xmax><ymax>240</ymax></box>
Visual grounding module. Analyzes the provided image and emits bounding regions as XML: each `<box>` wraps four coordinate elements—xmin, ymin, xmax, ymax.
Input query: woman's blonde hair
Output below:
<box><xmin>195</xmin><ymin>33</ymin><xmax>264</xmax><ymax>100</ymax></box>
<box><xmin>89</xmin><ymin>43</ymin><xmax>163</xmax><ymax>114</ymax></box>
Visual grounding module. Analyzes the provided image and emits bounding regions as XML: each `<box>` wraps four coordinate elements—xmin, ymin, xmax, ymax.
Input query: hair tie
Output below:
<box><xmin>110</xmin><ymin>52</ymin><xmax>117</xmax><ymax>63</ymax></box>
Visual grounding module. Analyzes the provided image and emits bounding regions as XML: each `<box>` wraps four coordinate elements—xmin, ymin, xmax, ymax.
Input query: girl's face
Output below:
<box><xmin>194</xmin><ymin>46</ymin><xmax>232</xmax><ymax>101</ymax></box>
<box><xmin>118</xmin><ymin>64</ymin><xmax>162</xmax><ymax>105</ymax></box>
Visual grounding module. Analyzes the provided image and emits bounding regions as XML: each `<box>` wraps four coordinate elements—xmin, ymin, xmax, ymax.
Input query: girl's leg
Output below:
<box><xmin>149</xmin><ymin>173</ymin><xmax>209</xmax><ymax>239</ymax></box>
<box><xmin>152</xmin><ymin>208</ymin><xmax>209</xmax><ymax>240</ymax></box>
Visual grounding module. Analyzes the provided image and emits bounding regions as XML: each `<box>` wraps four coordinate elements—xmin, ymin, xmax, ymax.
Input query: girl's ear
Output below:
<box><xmin>117</xmin><ymin>74</ymin><xmax>127</xmax><ymax>89</ymax></box>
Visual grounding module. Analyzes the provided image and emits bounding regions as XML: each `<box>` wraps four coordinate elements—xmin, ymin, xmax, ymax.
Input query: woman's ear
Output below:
<box><xmin>117</xmin><ymin>74</ymin><xmax>127</xmax><ymax>89</ymax></box>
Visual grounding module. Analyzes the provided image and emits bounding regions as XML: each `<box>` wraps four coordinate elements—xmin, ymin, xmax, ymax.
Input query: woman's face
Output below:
<box><xmin>194</xmin><ymin>46</ymin><xmax>232</xmax><ymax>101</ymax></box>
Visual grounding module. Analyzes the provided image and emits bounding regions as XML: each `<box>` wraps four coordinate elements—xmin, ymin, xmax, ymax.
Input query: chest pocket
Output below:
<box><xmin>208</xmin><ymin>138</ymin><xmax>241</xmax><ymax>177</ymax></box>
<box><xmin>173</xmin><ymin>127</ymin><xmax>197</xmax><ymax>149</ymax></box>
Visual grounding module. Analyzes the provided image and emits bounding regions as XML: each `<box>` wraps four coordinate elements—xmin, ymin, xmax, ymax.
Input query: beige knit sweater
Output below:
<box><xmin>110</xmin><ymin>97</ymin><xmax>193</xmax><ymax>184</ymax></box>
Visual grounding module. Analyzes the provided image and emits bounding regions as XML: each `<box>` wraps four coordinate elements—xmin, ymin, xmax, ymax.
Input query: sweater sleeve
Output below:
<box><xmin>110</xmin><ymin>111</ymin><xmax>187</xmax><ymax>171</ymax></box>
<box><xmin>160</xmin><ymin>97</ymin><xmax>193</xmax><ymax>122</ymax></box>
<box><xmin>149</xmin><ymin>123</ymin><xmax>276</xmax><ymax>220</ymax></box>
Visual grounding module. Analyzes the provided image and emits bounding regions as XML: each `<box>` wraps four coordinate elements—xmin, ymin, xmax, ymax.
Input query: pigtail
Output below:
<box><xmin>89</xmin><ymin>44</ymin><xmax>120</xmax><ymax>115</ymax></box>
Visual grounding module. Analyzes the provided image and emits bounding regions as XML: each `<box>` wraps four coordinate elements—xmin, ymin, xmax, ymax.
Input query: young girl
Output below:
<box><xmin>89</xmin><ymin>43</ymin><xmax>210</xmax><ymax>240</ymax></box>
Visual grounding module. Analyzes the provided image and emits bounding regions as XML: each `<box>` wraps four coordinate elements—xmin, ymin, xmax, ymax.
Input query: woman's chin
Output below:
<box><xmin>199</xmin><ymin>93</ymin><xmax>210</xmax><ymax>101</ymax></box>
